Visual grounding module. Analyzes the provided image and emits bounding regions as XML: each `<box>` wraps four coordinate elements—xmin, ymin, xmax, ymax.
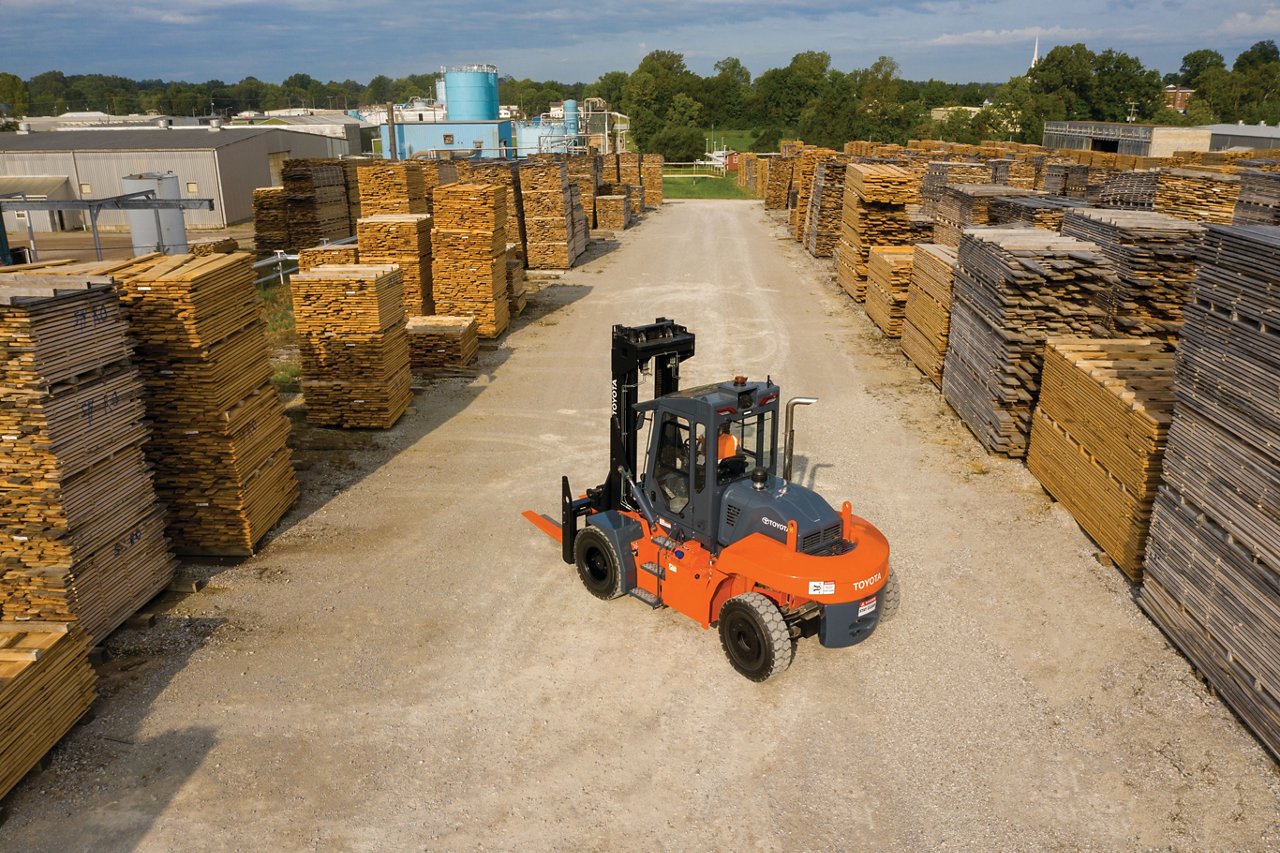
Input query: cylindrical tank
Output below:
<box><xmin>563</xmin><ymin>99</ymin><xmax>580</xmax><ymax>144</ymax></box>
<box><xmin>122</xmin><ymin>172</ymin><xmax>188</xmax><ymax>256</ymax></box>
<box><xmin>443</xmin><ymin>64</ymin><xmax>499</xmax><ymax>121</ymax></box>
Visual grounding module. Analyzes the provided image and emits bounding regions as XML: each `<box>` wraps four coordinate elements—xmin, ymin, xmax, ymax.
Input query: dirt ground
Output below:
<box><xmin>1</xmin><ymin>200</ymin><xmax>1277</xmax><ymax>850</ymax></box>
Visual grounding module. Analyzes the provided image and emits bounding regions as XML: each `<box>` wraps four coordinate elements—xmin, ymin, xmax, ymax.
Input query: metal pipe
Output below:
<box><xmin>783</xmin><ymin>396</ymin><xmax>818</xmax><ymax>481</ymax></box>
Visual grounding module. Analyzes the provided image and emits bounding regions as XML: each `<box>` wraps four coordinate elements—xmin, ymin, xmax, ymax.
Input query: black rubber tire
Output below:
<box><xmin>879</xmin><ymin>569</ymin><xmax>900</xmax><ymax>622</ymax></box>
<box><xmin>717</xmin><ymin>592</ymin><xmax>794</xmax><ymax>682</ymax></box>
<box><xmin>573</xmin><ymin>526</ymin><xmax>624</xmax><ymax>600</ymax></box>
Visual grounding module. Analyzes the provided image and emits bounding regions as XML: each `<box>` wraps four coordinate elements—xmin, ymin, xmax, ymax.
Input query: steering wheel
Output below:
<box><xmin>717</xmin><ymin>454</ymin><xmax>749</xmax><ymax>479</ymax></box>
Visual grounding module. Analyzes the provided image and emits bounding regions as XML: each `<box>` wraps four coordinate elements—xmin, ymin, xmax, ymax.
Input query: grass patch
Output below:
<box><xmin>662</xmin><ymin>175</ymin><xmax>753</xmax><ymax>200</ymax></box>
<box><xmin>256</xmin><ymin>275</ymin><xmax>296</xmax><ymax>348</ymax></box>
<box><xmin>273</xmin><ymin>358</ymin><xmax>302</xmax><ymax>394</ymax></box>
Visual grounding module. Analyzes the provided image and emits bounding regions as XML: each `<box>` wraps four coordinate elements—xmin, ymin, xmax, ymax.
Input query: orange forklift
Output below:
<box><xmin>523</xmin><ymin>319</ymin><xmax>896</xmax><ymax>680</ymax></box>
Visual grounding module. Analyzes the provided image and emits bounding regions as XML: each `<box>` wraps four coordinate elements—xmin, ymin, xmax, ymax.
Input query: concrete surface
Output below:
<box><xmin>1</xmin><ymin>200</ymin><xmax>1277</xmax><ymax>850</ymax></box>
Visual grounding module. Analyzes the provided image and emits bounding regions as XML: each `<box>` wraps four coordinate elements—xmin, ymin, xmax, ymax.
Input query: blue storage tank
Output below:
<box><xmin>563</xmin><ymin>99</ymin><xmax>580</xmax><ymax>145</ymax></box>
<box><xmin>443</xmin><ymin>65</ymin><xmax>499</xmax><ymax>121</ymax></box>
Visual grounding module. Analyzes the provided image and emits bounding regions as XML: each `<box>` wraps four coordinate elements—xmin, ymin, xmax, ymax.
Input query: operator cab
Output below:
<box><xmin>636</xmin><ymin>376</ymin><xmax>780</xmax><ymax>549</ymax></box>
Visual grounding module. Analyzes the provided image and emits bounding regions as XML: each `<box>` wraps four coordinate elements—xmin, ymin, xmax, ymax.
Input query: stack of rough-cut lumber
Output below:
<box><xmin>506</xmin><ymin>247</ymin><xmax>526</xmax><ymax>317</ymax></box>
<box><xmin>987</xmin><ymin>196</ymin><xmax>1088</xmax><ymax>232</ymax></box>
<box><xmin>298</xmin><ymin>244</ymin><xmax>359</xmax><ymax>271</ymax></box>
<box><xmin>357</xmin><ymin>161</ymin><xmax>458</xmax><ymax>216</ymax></box>
<box><xmin>520</xmin><ymin>161</ymin><xmax>576</xmax><ymax>269</ymax></box>
<box><xmin>1099</xmin><ymin>171</ymin><xmax>1160</xmax><ymax>210</ymax></box>
<box><xmin>942</xmin><ymin>229</ymin><xmax>1114</xmax><ymax>457</ymax></box>
<box><xmin>1233</xmin><ymin>169</ymin><xmax>1280</xmax><ymax>225</ymax></box>
<box><xmin>900</xmin><ymin>243</ymin><xmax>958</xmax><ymax>386</ymax></box>
<box><xmin>1141</xmin><ymin>224</ymin><xmax>1280</xmax><ymax>759</ymax></box>
<box><xmin>0</xmin><ymin>625</ymin><xmax>96</xmax><ymax>801</ymax></box>
<box><xmin>339</xmin><ymin>159</ymin><xmax>364</xmax><ymax>230</ymax></box>
<box><xmin>1061</xmin><ymin>208</ymin><xmax>1204</xmax><ymax>343</ymax></box>
<box><xmin>1042</xmin><ymin>163</ymin><xmax>1091</xmax><ymax>197</ymax></box>
<box><xmin>291</xmin><ymin>265</ymin><xmax>413</xmax><ymax>429</ymax></box>
<box><xmin>764</xmin><ymin>155</ymin><xmax>793</xmax><ymax>209</ymax></box>
<box><xmin>431</xmin><ymin>183</ymin><xmax>509</xmax><ymax>338</ymax></box>
<box><xmin>755</xmin><ymin>157</ymin><xmax>771</xmax><ymax>198</ymax></box>
<box><xmin>116</xmin><ymin>254</ymin><xmax>298</xmax><ymax>555</ymax></box>
<box><xmin>802</xmin><ymin>160</ymin><xmax>849</xmax><ymax>258</ymax></box>
<box><xmin>357</xmin><ymin>214</ymin><xmax>433</xmax><ymax>315</ymax></box>
<box><xmin>921</xmin><ymin>161</ymin><xmax>990</xmax><ymax>217</ymax></box>
<box><xmin>191</xmin><ymin>238</ymin><xmax>240</xmax><ymax>257</ymax></box>
<box><xmin>738</xmin><ymin>153</ymin><xmax>758</xmax><ymax>192</ymax></box>
<box><xmin>252</xmin><ymin>187</ymin><xmax>289</xmax><ymax>254</ymax></box>
<box><xmin>405</xmin><ymin>315</ymin><xmax>479</xmax><ymax>374</ymax></box>
<box><xmin>790</xmin><ymin>148</ymin><xmax>839</xmax><ymax>237</ymax></box>
<box><xmin>618</xmin><ymin>153</ymin><xmax>642</xmax><ymax>187</ymax></box>
<box><xmin>565</xmin><ymin>155</ymin><xmax>601</xmax><ymax>228</ymax></box>
<box><xmin>933</xmin><ymin>184</ymin><xmax>1038</xmax><ymax>247</ymax></box>
<box><xmin>0</xmin><ymin>275</ymin><xmax>176</xmax><ymax>636</ymax></box>
<box><xmin>283</xmin><ymin>159</ymin><xmax>350</xmax><ymax>247</ymax></box>
<box><xmin>642</xmin><ymin>154</ymin><xmax>664</xmax><ymax>207</ymax></box>
<box><xmin>864</xmin><ymin>247</ymin><xmax>916</xmax><ymax>337</ymax></box>
<box><xmin>568</xmin><ymin>184</ymin><xmax>589</xmax><ymax>260</ymax></box>
<box><xmin>988</xmin><ymin>158</ymin><xmax>1037</xmax><ymax>189</ymax></box>
<box><xmin>596</xmin><ymin>194</ymin><xmax>631</xmax><ymax>230</ymax></box>
<box><xmin>457</xmin><ymin>159</ymin><xmax>526</xmax><ymax>254</ymax></box>
<box><xmin>1027</xmin><ymin>339</ymin><xmax>1176</xmax><ymax>580</ymax></box>
<box><xmin>834</xmin><ymin>164</ymin><xmax>914</xmax><ymax>302</ymax></box>
<box><xmin>1154</xmin><ymin>169</ymin><xmax>1240</xmax><ymax>224</ymax></box>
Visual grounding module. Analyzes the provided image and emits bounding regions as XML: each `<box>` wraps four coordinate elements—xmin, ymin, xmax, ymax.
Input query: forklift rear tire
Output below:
<box><xmin>718</xmin><ymin>593</ymin><xmax>794</xmax><ymax>682</ymax></box>
<box><xmin>573</xmin><ymin>527</ymin><xmax>624</xmax><ymax>600</ymax></box>
<box><xmin>879</xmin><ymin>569</ymin><xmax>900</xmax><ymax>622</ymax></box>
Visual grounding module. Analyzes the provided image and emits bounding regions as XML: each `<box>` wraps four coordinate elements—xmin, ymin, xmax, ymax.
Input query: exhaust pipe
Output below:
<box><xmin>783</xmin><ymin>396</ymin><xmax>818</xmax><ymax>481</ymax></box>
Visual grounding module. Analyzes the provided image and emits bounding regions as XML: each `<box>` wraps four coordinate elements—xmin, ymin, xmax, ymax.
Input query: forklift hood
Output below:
<box><xmin>717</xmin><ymin>474</ymin><xmax>843</xmax><ymax>554</ymax></box>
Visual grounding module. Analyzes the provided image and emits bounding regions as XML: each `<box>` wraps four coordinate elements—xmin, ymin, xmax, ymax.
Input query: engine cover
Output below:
<box><xmin>718</xmin><ymin>474</ymin><xmax>843</xmax><ymax>554</ymax></box>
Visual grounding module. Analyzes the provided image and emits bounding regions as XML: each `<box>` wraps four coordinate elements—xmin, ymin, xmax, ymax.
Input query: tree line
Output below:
<box><xmin>2</xmin><ymin>41</ymin><xmax>1278</xmax><ymax>159</ymax></box>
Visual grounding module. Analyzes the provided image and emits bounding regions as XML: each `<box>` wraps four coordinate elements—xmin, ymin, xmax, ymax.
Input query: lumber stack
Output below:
<box><xmin>987</xmin><ymin>196</ymin><xmax>1088</xmax><ymax>232</ymax></box>
<box><xmin>356</xmin><ymin>162</ymin><xmax>428</xmax><ymax>215</ymax></box>
<box><xmin>642</xmin><ymin>154</ymin><xmax>664</xmax><ymax>207</ymax></box>
<box><xmin>941</xmin><ymin>229</ymin><xmax>1114</xmax><ymax>457</ymax></box>
<box><xmin>619</xmin><ymin>153</ymin><xmax>642</xmax><ymax>187</ymax></box>
<box><xmin>457</xmin><ymin>160</ymin><xmax>526</xmax><ymax>253</ymax></box>
<box><xmin>405</xmin><ymin>315</ymin><xmax>479</xmax><ymax>373</ymax></box>
<box><xmin>864</xmin><ymin>247</ymin><xmax>916</xmax><ymax>337</ymax></box>
<box><xmin>1099</xmin><ymin>171</ymin><xmax>1159</xmax><ymax>210</ymax></box>
<box><xmin>252</xmin><ymin>187</ymin><xmax>289</xmax><ymax>254</ymax></box>
<box><xmin>1231</xmin><ymin>169</ymin><xmax>1280</xmax><ymax>225</ymax></box>
<box><xmin>933</xmin><ymin>184</ymin><xmax>1038</xmax><ymax>247</ymax></box>
<box><xmin>1154</xmin><ymin>169</ymin><xmax>1240</xmax><ymax>224</ymax></box>
<box><xmin>506</xmin><ymin>247</ymin><xmax>526</xmax><ymax>317</ymax></box>
<box><xmin>520</xmin><ymin>161</ymin><xmax>576</xmax><ymax>270</ymax></box>
<box><xmin>117</xmin><ymin>254</ymin><xmax>298</xmax><ymax>555</ymax></box>
<box><xmin>790</xmin><ymin>148</ymin><xmax>839</xmax><ymax>238</ymax></box>
<box><xmin>1042</xmin><ymin>163</ymin><xmax>1090</xmax><ymax>197</ymax></box>
<box><xmin>0</xmin><ymin>276</ymin><xmax>176</xmax><ymax>636</ymax></box>
<box><xmin>1140</xmin><ymin>224</ymin><xmax>1280</xmax><ymax>759</ymax></box>
<box><xmin>565</xmin><ymin>155</ymin><xmax>601</xmax><ymax>229</ymax></box>
<box><xmin>1061</xmin><ymin>208</ymin><xmax>1204</xmax><ymax>343</ymax></box>
<box><xmin>431</xmin><ymin>183</ymin><xmax>510</xmax><ymax>338</ymax></box>
<box><xmin>356</xmin><ymin>214</ymin><xmax>433</xmax><ymax>315</ymax></box>
<box><xmin>191</xmin><ymin>238</ymin><xmax>240</xmax><ymax>257</ymax></box>
<box><xmin>569</xmin><ymin>184</ymin><xmax>590</xmax><ymax>260</ymax></box>
<box><xmin>921</xmin><ymin>161</ymin><xmax>990</xmax><ymax>217</ymax></box>
<box><xmin>291</xmin><ymin>264</ymin><xmax>413</xmax><ymax>428</ymax></box>
<box><xmin>596</xmin><ymin>194</ymin><xmax>631</xmax><ymax>230</ymax></box>
<box><xmin>339</xmin><ymin>159</ymin><xmax>364</xmax><ymax>230</ymax></box>
<box><xmin>900</xmin><ymin>243</ymin><xmax>958</xmax><ymax>386</ymax></box>
<box><xmin>834</xmin><ymin>164</ymin><xmax>914</xmax><ymax>302</ymax></box>
<box><xmin>298</xmin><ymin>244</ymin><xmax>359</xmax><ymax>271</ymax></box>
<box><xmin>1027</xmin><ymin>339</ymin><xmax>1176</xmax><ymax>580</ymax></box>
<box><xmin>802</xmin><ymin>160</ymin><xmax>849</xmax><ymax>258</ymax></box>
<box><xmin>755</xmin><ymin>157</ymin><xmax>771</xmax><ymax>199</ymax></box>
<box><xmin>0</xmin><ymin>625</ymin><xmax>96</xmax><ymax>802</ymax></box>
<box><xmin>764</xmin><ymin>155</ymin><xmax>793</xmax><ymax>209</ymax></box>
<box><xmin>283</xmin><ymin>159</ymin><xmax>350</xmax><ymax>247</ymax></box>
<box><xmin>738</xmin><ymin>153</ymin><xmax>758</xmax><ymax>192</ymax></box>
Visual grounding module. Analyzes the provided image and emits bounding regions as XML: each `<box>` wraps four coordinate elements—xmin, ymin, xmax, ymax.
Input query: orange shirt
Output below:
<box><xmin>717</xmin><ymin>432</ymin><xmax>739</xmax><ymax>460</ymax></box>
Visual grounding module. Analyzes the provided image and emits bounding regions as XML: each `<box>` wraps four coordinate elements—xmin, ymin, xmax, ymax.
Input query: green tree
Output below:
<box><xmin>647</xmin><ymin>124</ymin><xmax>704</xmax><ymax>160</ymax></box>
<box><xmin>1179</xmin><ymin>49</ymin><xmax>1225</xmax><ymax>88</ymax></box>
<box><xmin>1089</xmin><ymin>49</ymin><xmax>1161</xmax><ymax>122</ymax></box>
<box><xmin>0</xmin><ymin>73</ymin><xmax>30</xmax><ymax>117</ymax></box>
<box><xmin>1234</xmin><ymin>40</ymin><xmax>1280</xmax><ymax>73</ymax></box>
<box><xmin>584</xmin><ymin>70</ymin><xmax>628</xmax><ymax>110</ymax></box>
<box><xmin>1029</xmin><ymin>43</ymin><xmax>1095</xmax><ymax>120</ymax></box>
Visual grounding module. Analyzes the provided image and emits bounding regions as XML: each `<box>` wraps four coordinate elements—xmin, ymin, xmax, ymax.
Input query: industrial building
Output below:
<box><xmin>1041</xmin><ymin>122</ymin><xmax>1211</xmax><ymax>157</ymax></box>
<box><xmin>0</xmin><ymin>126</ymin><xmax>337</xmax><ymax>229</ymax></box>
<box><xmin>229</xmin><ymin>111</ymin><xmax>367</xmax><ymax>154</ymax></box>
<box><xmin>1202</xmin><ymin>122</ymin><xmax>1280</xmax><ymax>151</ymax></box>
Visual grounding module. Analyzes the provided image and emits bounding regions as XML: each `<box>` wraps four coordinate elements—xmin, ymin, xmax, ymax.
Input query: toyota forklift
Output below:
<box><xmin>522</xmin><ymin>319</ymin><xmax>896</xmax><ymax>681</ymax></box>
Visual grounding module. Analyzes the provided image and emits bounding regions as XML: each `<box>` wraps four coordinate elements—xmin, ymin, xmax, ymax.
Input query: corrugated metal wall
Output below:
<box><xmin>76</xmin><ymin>150</ymin><xmax>222</xmax><ymax>229</ymax></box>
<box><xmin>217</xmin><ymin>130</ymin><xmax>336</xmax><ymax>224</ymax></box>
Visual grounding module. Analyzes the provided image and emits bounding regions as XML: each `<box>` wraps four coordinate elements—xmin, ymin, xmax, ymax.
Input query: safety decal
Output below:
<box><xmin>807</xmin><ymin>580</ymin><xmax>836</xmax><ymax>595</ymax></box>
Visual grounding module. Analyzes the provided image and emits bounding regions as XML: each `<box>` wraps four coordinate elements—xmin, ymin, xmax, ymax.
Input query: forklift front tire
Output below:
<box><xmin>573</xmin><ymin>527</ymin><xmax>624</xmax><ymax>601</ymax></box>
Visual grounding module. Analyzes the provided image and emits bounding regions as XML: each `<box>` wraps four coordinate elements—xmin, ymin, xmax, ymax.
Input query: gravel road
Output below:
<box><xmin>1</xmin><ymin>200</ymin><xmax>1277</xmax><ymax>850</ymax></box>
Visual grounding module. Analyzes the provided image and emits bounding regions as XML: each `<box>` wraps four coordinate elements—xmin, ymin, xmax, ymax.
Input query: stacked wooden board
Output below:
<box><xmin>568</xmin><ymin>184</ymin><xmax>590</xmax><ymax>261</ymax></box>
<box><xmin>0</xmin><ymin>275</ymin><xmax>176</xmax><ymax>636</ymax></box>
<box><xmin>802</xmin><ymin>159</ymin><xmax>849</xmax><ymax>258</ymax></box>
<box><xmin>618</xmin><ymin>153</ymin><xmax>642</xmax><ymax>188</ymax></box>
<box><xmin>834</xmin><ymin>164</ymin><xmax>914</xmax><ymax>302</ymax></box>
<box><xmin>1141</xmin><ymin>224</ymin><xmax>1280</xmax><ymax>760</ymax></box>
<box><xmin>1232</xmin><ymin>169</ymin><xmax>1280</xmax><ymax>225</ymax></box>
<box><xmin>764</xmin><ymin>155</ymin><xmax>793</xmax><ymax>209</ymax></box>
<box><xmin>900</xmin><ymin>243</ymin><xmax>958</xmax><ymax>386</ymax></box>
<box><xmin>520</xmin><ymin>161</ymin><xmax>576</xmax><ymax>270</ymax></box>
<box><xmin>864</xmin><ymin>247</ymin><xmax>916</xmax><ymax>337</ymax></box>
<box><xmin>1154</xmin><ymin>169</ymin><xmax>1240</xmax><ymax>224</ymax></box>
<box><xmin>431</xmin><ymin>183</ymin><xmax>510</xmax><ymax>338</ymax></box>
<box><xmin>921</xmin><ymin>162</ymin><xmax>990</xmax><ymax>217</ymax></box>
<box><xmin>506</xmin><ymin>247</ymin><xmax>526</xmax><ymax>317</ymax></box>
<box><xmin>298</xmin><ymin>244</ymin><xmax>359</xmax><ymax>271</ymax></box>
<box><xmin>790</xmin><ymin>148</ymin><xmax>839</xmax><ymax>238</ymax></box>
<box><xmin>191</xmin><ymin>238</ymin><xmax>240</xmax><ymax>257</ymax></box>
<box><xmin>0</xmin><ymin>625</ymin><xmax>96</xmax><ymax>802</ymax></box>
<box><xmin>117</xmin><ymin>254</ymin><xmax>299</xmax><ymax>555</ymax></box>
<box><xmin>356</xmin><ymin>214</ymin><xmax>433</xmax><ymax>315</ymax></box>
<box><xmin>987</xmin><ymin>196</ymin><xmax>1088</xmax><ymax>232</ymax></box>
<box><xmin>291</xmin><ymin>264</ymin><xmax>413</xmax><ymax>429</ymax></box>
<box><xmin>941</xmin><ymin>229</ymin><xmax>1114</xmax><ymax>457</ymax></box>
<box><xmin>282</xmin><ymin>159</ymin><xmax>350</xmax><ymax>247</ymax></box>
<box><xmin>932</xmin><ymin>184</ymin><xmax>1037</xmax><ymax>247</ymax></box>
<box><xmin>405</xmin><ymin>316</ymin><xmax>479</xmax><ymax>374</ymax></box>
<box><xmin>596</xmin><ymin>194</ymin><xmax>631</xmax><ymax>230</ymax></box>
<box><xmin>1099</xmin><ymin>171</ymin><xmax>1159</xmax><ymax>210</ymax></box>
<box><xmin>356</xmin><ymin>163</ymin><xmax>428</xmax><ymax>215</ymax></box>
<box><xmin>252</xmin><ymin>187</ymin><xmax>289</xmax><ymax>254</ymax></box>
<box><xmin>1027</xmin><ymin>339</ymin><xmax>1176</xmax><ymax>580</ymax></box>
<box><xmin>755</xmin><ymin>157</ymin><xmax>771</xmax><ymax>199</ymax></box>
<box><xmin>1060</xmin><ymin>208</ymin><xmax>1205</xmax><ymax>343</ymax></box>
<box><xmin>565</xmin><ymin>155</ymin><xmax>601</xmax><ymax>229</ymax></box>
<box><xmin>457</xmin><ymin>160</ymin><xmax>526</xmax><ymax>254</ymax></box>
<box><xmin>1042</xmin><ymin>163</ymin><xmax>1091</xmax><ymax>197</ymax></box>
<box><xmin>642</xmin><ymin>154</ymin><xmax>664</xmax><ymax>208</ymax></box>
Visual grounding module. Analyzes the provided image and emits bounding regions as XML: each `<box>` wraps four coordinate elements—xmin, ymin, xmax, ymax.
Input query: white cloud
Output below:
<box><xmin>1214</xmin><ymin>8</ymin><xmax>1280</xmax><ymax>36</ymax></box>
<box><xmin>929</xmin><ymin>24</ymin><xmax>1093</xmax><ymax>47</ymax></box>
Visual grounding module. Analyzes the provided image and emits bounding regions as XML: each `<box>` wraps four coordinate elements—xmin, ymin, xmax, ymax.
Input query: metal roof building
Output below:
<box><xmin>1200</xmin><ymin>123</ymin><xmax>1280</xmax><ymax>151</ymax></box>
<box><xmin>0</xmin><ymin>126</ymin><xmax>339</xmax><ymax>229</ymax></box>
<box><xmin>1042</xmin><ymin>122</ymin><xmax>1212</xmax><ymax>157</ymax></box>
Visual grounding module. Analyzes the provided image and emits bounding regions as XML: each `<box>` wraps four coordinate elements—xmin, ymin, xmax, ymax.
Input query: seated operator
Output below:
<box><xmin>717</xmin><ymin>423</ymin><xmax>739</xmax><ymax>460</ymax></box>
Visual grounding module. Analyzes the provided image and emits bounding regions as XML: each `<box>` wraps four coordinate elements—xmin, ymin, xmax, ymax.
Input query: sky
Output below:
<box><xmin>2</xmin><ymin>0</ymin><xmax>1279</xmax><ymax>86</ymax></box>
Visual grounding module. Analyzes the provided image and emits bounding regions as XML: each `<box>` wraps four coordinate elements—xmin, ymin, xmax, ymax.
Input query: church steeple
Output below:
<box><xmin>1031</xmin><ymin>37</ymin><xmax>1040</xmax><ymax>70</ymax></box>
